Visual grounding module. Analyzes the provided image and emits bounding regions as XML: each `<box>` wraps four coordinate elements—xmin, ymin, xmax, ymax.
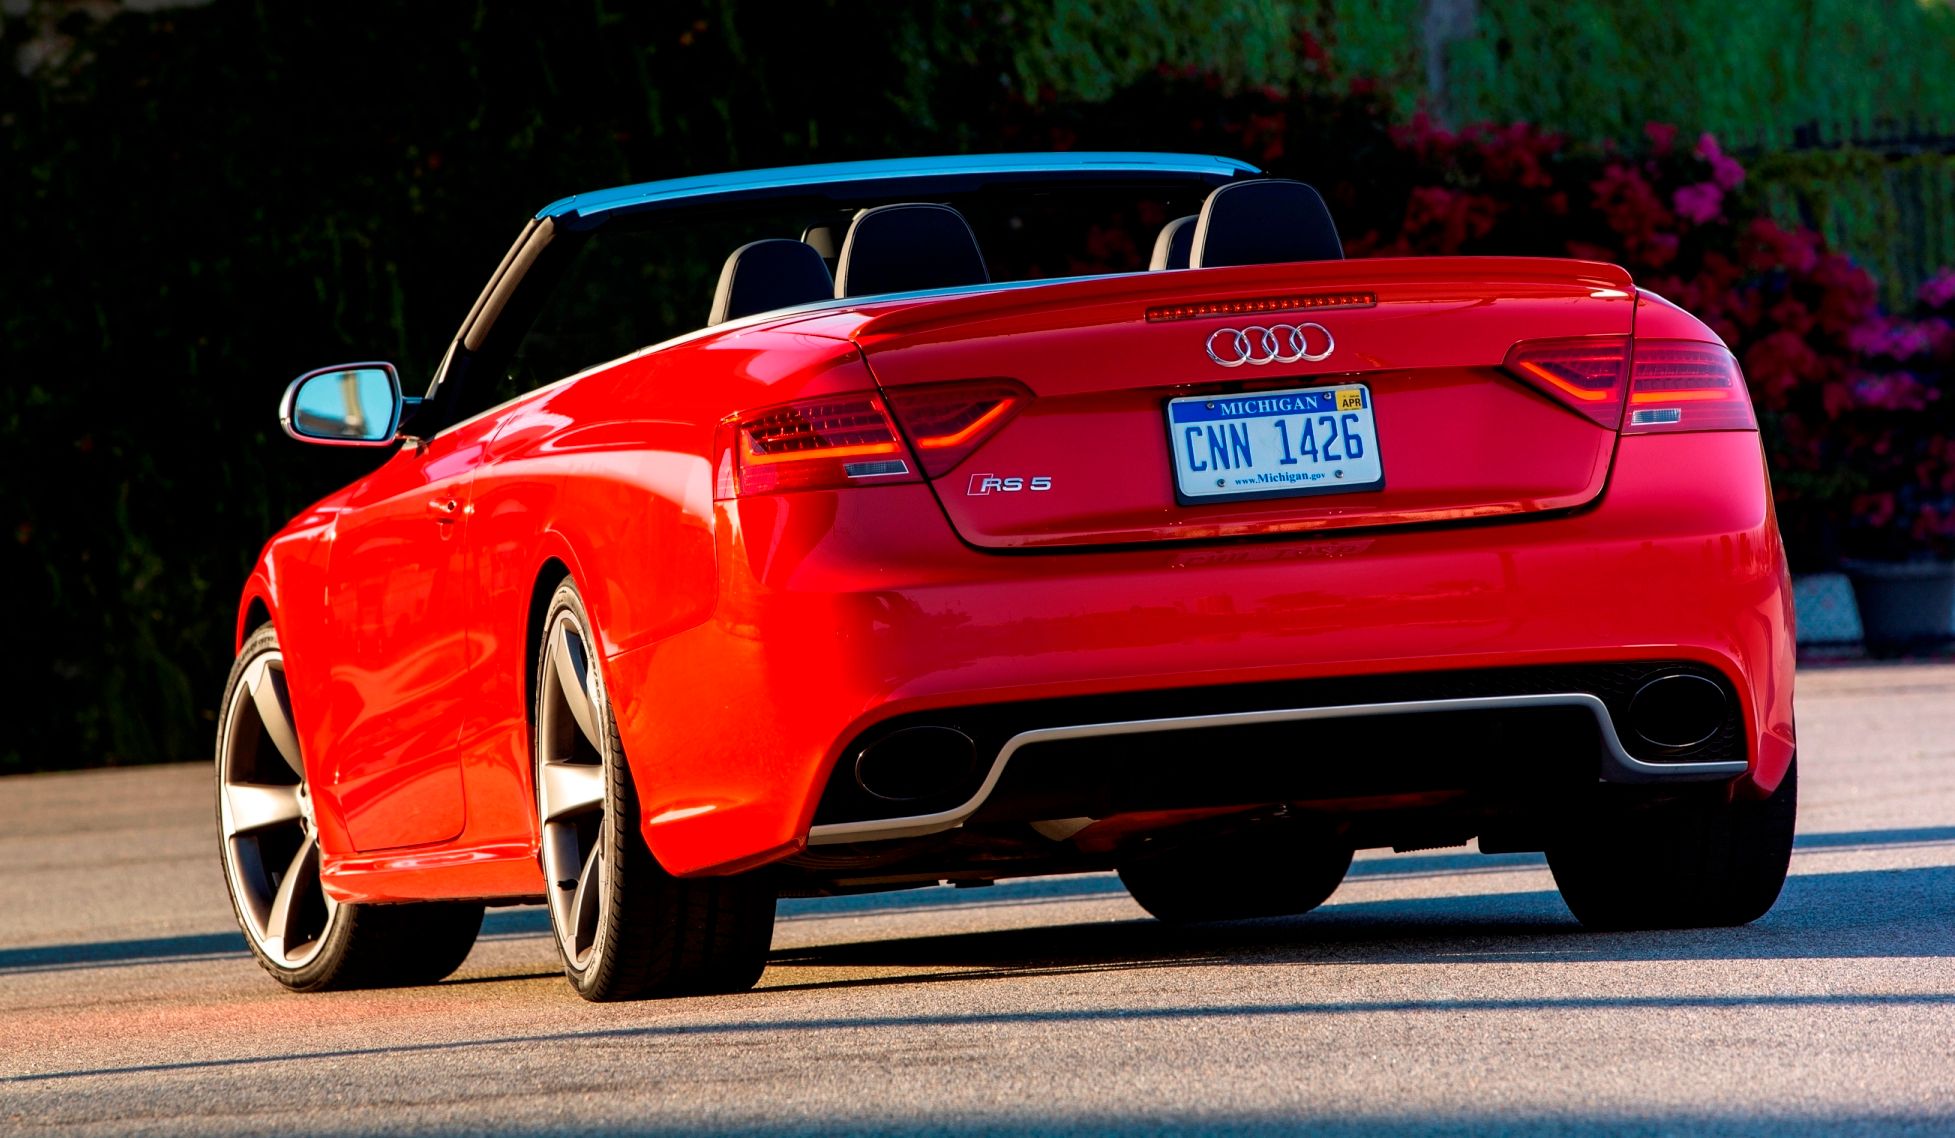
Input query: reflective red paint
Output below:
<box><xmin>236</xmin><ymin>256</ymin><xmax>1793</xmax><ymax>902</ymax></box>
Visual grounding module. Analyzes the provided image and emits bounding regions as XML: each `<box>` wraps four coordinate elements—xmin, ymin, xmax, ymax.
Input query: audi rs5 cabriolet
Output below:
<box><xmin>219</xmin><ymin>153</ymin><xmax>1796</xmax><ymax>999</ymax></box>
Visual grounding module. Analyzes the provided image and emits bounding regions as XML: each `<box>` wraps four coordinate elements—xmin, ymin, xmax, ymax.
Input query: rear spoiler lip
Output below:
<box><xmin>845</xmin><ymin>255</ymin><xmax>1636</xmax><ymax>342</ymax></box>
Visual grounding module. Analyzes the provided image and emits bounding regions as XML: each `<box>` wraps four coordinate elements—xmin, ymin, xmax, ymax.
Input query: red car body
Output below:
<box><xmin>235</xmin><ymin>155</ymin><xmax>1794</xmax><ymax>917</ymax></box>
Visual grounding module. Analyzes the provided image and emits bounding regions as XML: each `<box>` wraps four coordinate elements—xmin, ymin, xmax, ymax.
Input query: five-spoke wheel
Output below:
<box><xmin>534</xmin><ymin>581</ymin><xmax>777</xmax><ymax>1001</ymax></box>
<box><xmin>218</xmin><ymin>641</ymin><xmax>338</xmax><ymax>970</ymax></box>
<box><xmin>217</xmin><ymin>624</ymin><xmax>485</xmax><ymax>991</ymax></box>
<box><xmin>536</xmin><ymin>603</ymin><xmax>611</xmax><ymax>971</ymax></box>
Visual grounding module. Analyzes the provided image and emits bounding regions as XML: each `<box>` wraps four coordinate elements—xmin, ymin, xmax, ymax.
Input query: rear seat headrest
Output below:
<box><xmin>834</xmin><ymin>203</ymin><xmax>989</xmax><ymax>298</ymax></box>
<box><xmin>708</xmin><ymin>239</ymin><xmax>835</xmax><ymax>326</ymax></box>
<box><xmin>1190</xmin><ymin>179</ymin><xmax>1343</xmax><ymax>269</ymax></box>
<box><xmin>1149</xmin><ymin>215</ymin><xmax>1198</xmax><ymax>270</ymax></box>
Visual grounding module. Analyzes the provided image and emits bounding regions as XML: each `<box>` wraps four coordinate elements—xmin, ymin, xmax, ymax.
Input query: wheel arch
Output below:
<box><xmin>524</xmin><ymin>555</ymin><xmax>576</xmax><ymax>727</ymax></box>
<box><xmin>237</xmin><ymin>580</ymin><xmax>276</xmax><ymax>651</ymax></box>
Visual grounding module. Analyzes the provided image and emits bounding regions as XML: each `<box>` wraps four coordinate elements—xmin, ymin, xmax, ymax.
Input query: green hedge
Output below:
<box><xmin>1753</xmin><ymin>151</ymin><xmax>1955</xmax><ymax>310</ymax></box>
<box><xmin>1447</xmin><ymin>0</ymin><xmax>1955</xmax><ymax>149</ymax></box>
<box><xmin>957</xmin><ymin>1</ymin><xmax>1955</xmax><ymax>151</ymax></box>
<box><xmin>6</xmin><ymin>0</ymin><xmax>1953</xmax><ymax>771</ymax></box>
<box><xmin>985</xmin><ymin>1</ymin><xmax>1955</xmax><ymax>306</ymax></box>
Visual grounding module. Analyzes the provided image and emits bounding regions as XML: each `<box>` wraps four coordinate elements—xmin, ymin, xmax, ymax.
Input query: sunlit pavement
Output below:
<box><xmin>4</xmin><ymin>664</ymin><xmax>1954</xmax><ymax>1137</ymax></box>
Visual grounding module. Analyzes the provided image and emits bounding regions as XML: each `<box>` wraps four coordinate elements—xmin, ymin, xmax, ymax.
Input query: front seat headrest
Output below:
<box><xmin>1190</xmin><ymin>179</ymin><xmax>1344</xmax><ymax>269</ymax></box>
<box><xmin>1149</xmin><ymin>215</ymin><xmax>1198</xmax><ymax>270</ymax></box>
<box><xmin>708</xmin><ymin>239</ymin><xmax>835</xmax><ymax>325</ymax></box>
<box><xmin>800</xmin><ymin>222</ymin><xmax>847</xmax><ymax>272</ymax></box>
<box><xmin>834</xmin><ymin>203</ymin><xmax>989</xmax><ymax>298</ymax></box>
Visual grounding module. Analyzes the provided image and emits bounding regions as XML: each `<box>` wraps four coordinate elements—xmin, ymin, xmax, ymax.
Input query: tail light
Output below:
<box><xmin>1503</xmin><ymin>336</ymin><xmax>1630</xmax><ymax>428</ymax></box>
<box><xmin>714</xmin><ymin>392</ymin><xmax>920</xmax><ymax>498</ymax></box>
<box><xmin>1621</xmin><ymin>341</ymin><xmax>1757</xmax><ymax>433</ymax></box>
<box><xmin>1504</xmin><ymin>336</ymin><xmax>1757</xmax><ymax>433</ymax></box>
<box><xmin>883</xmin><ymin>380</ymin><xmax>1029</xmax><ymax>476</ymax></box>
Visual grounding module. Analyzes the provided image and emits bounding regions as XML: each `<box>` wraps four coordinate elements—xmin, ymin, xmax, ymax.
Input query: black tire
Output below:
<box><xmin>217</xmin><ymin>624</ymin><xmax>484</xmax><ymax>992</ymax></box>
<box><xmin>533</xmin><ymin>580</ymin><xmax>776</xmax><ymax>1001</ymax></box>
<box><xmin>1118</xmin><ymin>819</ymin><xmax>1353</xmax><ymax>923</ymax></box>
<box><xmin>260</xmin><ymin>901</ymin><xmax>486</xmax><ymax>992</ymax></box>
<box><xmin>1546</xmin><ymin>757</ymin><xmax>1797</xmax><ymax>931</ymax></box>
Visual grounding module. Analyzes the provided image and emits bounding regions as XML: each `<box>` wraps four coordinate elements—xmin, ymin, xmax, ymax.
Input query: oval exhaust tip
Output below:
<box><xmin>1627</xmin><ymin>674</ymin><xmax>1727</xmax><ymax>751</ymax></box>
<box><xmin>854</xmin><ymin>726</ymin><xmax>978</xmax><ymax>802</ymax></box>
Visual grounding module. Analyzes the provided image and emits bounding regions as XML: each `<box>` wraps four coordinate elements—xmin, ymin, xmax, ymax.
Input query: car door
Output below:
<box><xmin>318</xmin><ymin>418</ymin><xmax>495</xmax><ymax>851</ymax></box>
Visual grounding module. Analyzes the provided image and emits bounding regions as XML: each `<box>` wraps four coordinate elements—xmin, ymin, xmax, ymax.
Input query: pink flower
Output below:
<box><xmin>1811</xmin><ymin>254</ymin><xmax>1880</xmax><ymax>332</ymax></box>
<box><xmin>1744</xmin><ymin>219</ymin><xmax>1819</xmax><ymax>275</ymax></box>
<box><xmin>1919</xmin><ymin>267</ymin><xmax>1955</xmax><ymax>311</ymax></box>
<box><xmin>1399</xmin><ymin>185</ymin><xmax>1499</xmax><ymax>253</ymax></box>
<box><xmin>1846</xmin><ymin>320</ymin><xmax>1891</xmax><ymax>354</ymax></box>
<box><xmin>1852</xmin><ymin>370</ymin><xmax>1935</xmax><ymax>411</ymax></box>
<box><xmin>1591</xmin><ymin>162</ymin><xmax>1679</xmax><ymax>267</ymax></box>
<box><xmin>1673</xmin><ymin>181</ymin><xmax>1725</xmax><ymax>224</ymax></box>
<box><xmin>1855</xmin><ymin>492</ymin><xmax>1897</xmax><ymax>529</ymax></box>
<box><xmin>1850</xmin><ymin>318</ymin><xmax>1937</xmax><ymax>360</ymax></box>
<box><xmin>1744</xmin><ymin>329</ymin><xmax>1824</xmax><ymax>400</ymax></box>
<box><xmin>1644</xmin><ymin>122</ymin><xmax>1678</xmax><ymax>154</ymax></box>
<box><xmin>1768</xmin><ymin>296</ymin><xmax>1815</xmax><ymax>337</ymax></box>
<box><xmin>1696</xmin><ymin>133</ymin><xmax>1746</xmax><ymax>190</ymax></box>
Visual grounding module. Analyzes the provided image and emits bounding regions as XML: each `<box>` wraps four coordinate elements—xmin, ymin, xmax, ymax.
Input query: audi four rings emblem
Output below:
<box><xmin>1204</xmin><ymin>323</ymin><xmax>1335</xmax><ymax>367</ymax></box>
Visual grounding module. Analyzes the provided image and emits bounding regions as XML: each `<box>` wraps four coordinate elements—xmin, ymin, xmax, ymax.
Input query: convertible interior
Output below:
<box><xmin>704</xmin><ymin>178</ymin><xmax>1347</xmax><ymax>326</ymax></box>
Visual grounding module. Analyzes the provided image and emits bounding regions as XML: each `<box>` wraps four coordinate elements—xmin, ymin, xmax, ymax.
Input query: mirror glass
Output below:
<box><xmin>289</xmin><ymin>366</ymin><xmax>399</xmax><ymax>442</ymax></box>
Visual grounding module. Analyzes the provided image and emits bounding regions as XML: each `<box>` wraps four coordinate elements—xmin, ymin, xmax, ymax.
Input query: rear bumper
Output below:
<box><xmin>606</xmin><ymin>430</ymin><xmax>1795</xmax><ymax>875</ymax></box>
<box><xmin>806</xmin><ymin>663</ymin><xmax>1749</xmax><ymax>846</ymax></box>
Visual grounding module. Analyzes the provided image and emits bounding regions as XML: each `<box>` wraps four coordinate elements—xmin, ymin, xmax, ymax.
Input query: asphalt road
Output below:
<box><xmin>5</xmin><ymin>664</ymin><xmax>1955</xmax><ymax>1137</ymax></box>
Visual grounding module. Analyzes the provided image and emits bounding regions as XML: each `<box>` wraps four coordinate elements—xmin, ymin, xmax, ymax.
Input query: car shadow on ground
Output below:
<box><xmin>753</xmin><ymin>858</ymin><xmax>1955</xmax><ymax>995</ymax></box>
<box><xmin>9</xmin><ymin>831</ymin><xmax>1955</xmax><ymax>1102</ymax></box>
<box><xmin>4</xmin><ymin>825</ymin><xmax>1951</xmax><ymax>982</ymax></box>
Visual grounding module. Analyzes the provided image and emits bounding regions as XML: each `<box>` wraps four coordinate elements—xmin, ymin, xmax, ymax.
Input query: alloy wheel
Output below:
<box><xmin>536</xmin><ymin>610</ymin><xmax>610</xmax><ymax>970</ymax></box>
<box><xmin>218</xmin><ymin>651</ymin><xmax>339</xmax><ymax>968</ymax></box>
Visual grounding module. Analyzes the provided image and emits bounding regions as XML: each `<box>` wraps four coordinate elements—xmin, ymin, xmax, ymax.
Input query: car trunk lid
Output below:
<box><xmin>852</xmin><ymin>257</ymin><xmax>1637</xmax><ymax>550</ymax></box>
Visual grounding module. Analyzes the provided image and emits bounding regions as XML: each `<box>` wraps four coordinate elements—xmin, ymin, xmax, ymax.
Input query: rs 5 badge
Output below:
<box><xmin>967</xmin><ymin>474</ymin><xmax>1053</xmax><ymax>495</ymax></box>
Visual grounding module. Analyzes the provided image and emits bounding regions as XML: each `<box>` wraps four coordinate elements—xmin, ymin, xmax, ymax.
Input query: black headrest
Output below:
<box><xmin>708</xmin><ymin>239</ymin><xmax>835</xmax><ymax>326</ymax></box>
<box><xmin>1149</xmin><ymin>215</ymin><xmax>1198</xmax><ymax>270</ymax></box>
<box><xmin>835</xmin><ymin>203</ymin><xmax>989</xmax><ymax>298</ymax></box>
<box><xmin>1190</xmin><ymin>179</ymin><xmax>1343</xmax><ymax>269</ymax></box>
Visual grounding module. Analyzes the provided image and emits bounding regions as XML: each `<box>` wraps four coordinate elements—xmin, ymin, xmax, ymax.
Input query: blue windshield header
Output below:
<box><xmin>535</xmin><ymin>152</ymin><xmax>1260</xmax><ymax>225</ymax></box>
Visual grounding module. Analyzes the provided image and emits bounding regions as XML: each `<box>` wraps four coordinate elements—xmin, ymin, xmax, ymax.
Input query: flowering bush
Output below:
<box><xmin>998</xmin><ymin>72</ymin><xmax>1954</xmax><ymax>566</ymax></box>
<box><xmin>1836</xmin><ymin>275</ymin><xmax>1955</xmax><ymax>559</ymax></box>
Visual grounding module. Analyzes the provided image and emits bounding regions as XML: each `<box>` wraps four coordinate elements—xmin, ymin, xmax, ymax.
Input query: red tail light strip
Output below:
<box><xmin>715</xmin><ymin>382</ymin><xmax>1032</xmax><ymax>497</ymax></box>
<box><xmin>1145</xmin><ymin>292</ymin><xmax>1376</xmax><ymax>323</ymax></box>
<box><xmin>715</xmin><ymin>393</ymin><xmax>920</xmax><ymax>498</ymax></box>
<box><xmin>1503</xmin><ymin>336</ymin><xmax>1757</xmax><ymax>434</ymax></box>
<box><xmin>884</xmin><ymin>381</ymin><xmax>1030</xmax><ymax>477</ymax></box>
<box><xmin>1622</xmin><ymin>341</ymin><xmax>1756</xmax><ymax>433</ymax></box>
<box><xmin>1503</xmin><ymin>336</ymin><xmax>1631</xmax><ymax>428</ymax></box>
<box><xmin>737</xmin><ymin>399</ymin><xmax>906</xmax><ymax>464</ymax></box>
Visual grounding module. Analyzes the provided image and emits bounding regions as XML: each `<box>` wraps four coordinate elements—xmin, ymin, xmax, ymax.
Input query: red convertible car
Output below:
<box><xmin>218</xmin><ymin>153</ymin><xmax>1796</xmax><ymax>999</ymax></box>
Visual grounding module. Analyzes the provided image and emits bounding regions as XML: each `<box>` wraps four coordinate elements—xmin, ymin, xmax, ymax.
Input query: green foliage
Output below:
<box><xmin>7</xmin><ymin>0</ymin><xmax>1955</xmax><ymax>771</ymax></box>
<box><xmin>1008</xmin><ymin>0</ymin><xmax>1304</xmax><ymax>99</ymax></box>
<box><xmin>906</xmin><ymin>1</ymin><xmax>1955</xmax><ymax>155</ymax></box>
<box><xmin>1447</xmin><ymin>0</ymin><xmax>1955</xmax><ymax>149</ymax></box>
<box><xmin>898</xmin><ymin>0</ymin><xmax>1427</xmax><ymax>108</ymax></box>
<box><xmin>1754</xmin><ymin>150</ymin><xmax>1955</xmax><ymax>310</ymax></box>
<box><xmin>0</xmin><ymin>0</ymin><xmax>1015</xmax><ymax>772</ymax></box>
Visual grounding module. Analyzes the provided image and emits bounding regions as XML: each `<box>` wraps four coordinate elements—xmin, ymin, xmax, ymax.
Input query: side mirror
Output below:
<box><xmin>280</xmin><ymin>362</ymin><xmax>408</xmax><ymax>446</ymax></box>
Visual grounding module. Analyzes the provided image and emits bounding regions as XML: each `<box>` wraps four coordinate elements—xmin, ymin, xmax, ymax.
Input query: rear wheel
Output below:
<box><xmin>533</xmin><ymin>580</ymin><xmax>776</xmax><ymax>1001</ymax></box>
<box><xmin>1118</xmin><ymin>818</ymin><xmax>1353</xmax><ymax>923</ymax></box>
<box><xmin>1546</xmin><ymin>758</ymin><xmax>1797</xmax><ymax>930</ymax></box>
<box><xmin>216</xmin><ymin>625</ymin><xmax>483</xmax><ymax>991</ymax></box>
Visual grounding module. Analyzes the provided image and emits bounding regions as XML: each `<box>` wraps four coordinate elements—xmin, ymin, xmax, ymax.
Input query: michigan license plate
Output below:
<box><xmin>1166</xmin><ymin>384</ymin><xmax>1385</xmax><ymax>503</ymax></box>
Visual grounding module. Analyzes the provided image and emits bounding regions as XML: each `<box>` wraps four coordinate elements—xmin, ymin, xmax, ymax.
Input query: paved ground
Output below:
<box><xmin>4</xmin><ymin>664</ymin><xmax>1955</xmax><ymax>1137</ymax></box>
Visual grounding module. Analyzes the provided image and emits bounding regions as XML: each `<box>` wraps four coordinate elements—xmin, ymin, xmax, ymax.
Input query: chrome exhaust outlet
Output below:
<box><xmin>854</xmin><ymin>726</ymin><xmax>979</xmax><ymax>802</ymax></box>
<box><xmin>1627</xmin><ymin>673</ymin><xmax>1728</xmax><ymax>750</ymax></box>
